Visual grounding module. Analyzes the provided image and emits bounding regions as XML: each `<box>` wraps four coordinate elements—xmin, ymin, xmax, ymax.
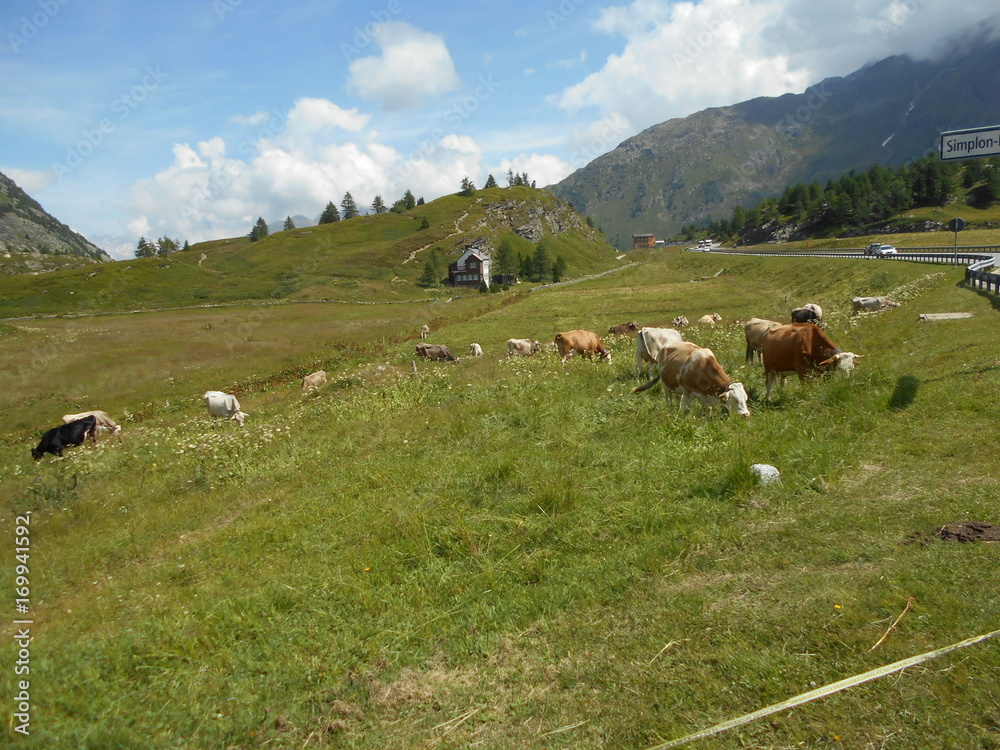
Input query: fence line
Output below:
<box><xmin>705</xmin><ymin>246</ymin><xmax>1000</xmax><ymax>294</ymax></box>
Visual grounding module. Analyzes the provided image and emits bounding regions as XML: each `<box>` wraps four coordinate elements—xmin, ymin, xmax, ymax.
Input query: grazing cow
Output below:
<box><xmin>61</xmin><ymin>410</ymin><xmax>122</xmax><ymax>443</ymax></box>
<box><xmin>554</xmin><ymin>330</ymin><xmax>611</xmax><ymax>364</ymax></box>
<box><xmin>791</xmin><ymin>303</ymin><xmax>824</xmax><ymax>325</ymax></box>
<box><xmin>852</xmin><ymin>296</ymin><xmax>900</xmax><ymax>314</ymax></box>
<box><xmin>470</xmin><ymin>343</ymin><xmax>483</xmax><ymax>357</ymax></box>
<box><xmin>302</xmin><ymin>370</ymin><xmax>327</xmax><ymax>390</ymax></box>
<box><xmin>635</xmin><ymin>326</ymin><xmax>683</xmax><ymax>377</ymax></box>
<box><xmin>415</xmin><ymin>342</ymin><xmax>458</xmax><ymax>361</ymax></box>
<box><xmin>697</xmin><ymin>313</ymin><xmax>723</xmax><ymax>325</ymax></box>
<box><xmin>32</xmin><ymin>415</ymin><xmax>97</xmax><ymax>459</ymax></box>
<box><xmin>507</xmin><ymin>338</ymin><xmax>542</xmax><ymax>357</ymax></box>
<box><xmin>204</xmin><ymin>391</ymin><xmax>248</xmax><ymax>426</ymax></box>
<box><xmin>762</xmin><ymin>323</ymin><xmax>862</xmax><ymax>400</ymax></box>
<box><xmin>744</xmin><ymin>318</ymin><xmax>783</xmax><ymax>363</ymax></box>
<box><xmin>633</xmin><ymin>342</ymin><xmax>750</xmax><ymax>418</ymax></box>
<box><xmin>608</xmin><ymin>321</ymin><xmax>639</xmax><ymax>335</ymax></box>
<box><xmin>671</xmin><ymin>315</ymin><xmax>690</xmax><ymax>328</ymax></box>
<box><xmin>420</xmin><ymin>324</ymin><xmax>430</xmax><ymax>339</ymax></box>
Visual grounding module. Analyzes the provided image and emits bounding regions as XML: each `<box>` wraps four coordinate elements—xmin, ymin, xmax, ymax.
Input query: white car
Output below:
<box><xmin>864</xmin><ymin>243</ymin><xmax>897</xmax><ymax>257</ymax></box>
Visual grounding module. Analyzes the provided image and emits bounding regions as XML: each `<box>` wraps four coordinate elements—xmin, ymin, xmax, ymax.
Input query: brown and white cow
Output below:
<box><xmin>671</xmin><ymin>315</ymin><xmax>690</xmax><ymax>328</ymax></box>
<box><xmin>554</xmin><ymin>330</ymin><xmax>610</xmax><ymax>364</ymax></box>
<box><xmin>608</xmin><ymin>321</ymin><xmax>639</xmax><ymax>335</ymax></box>
<box><xmin>697</xmin><ymin>313</ymin><xmax>723</xmax><ymax>325</ymax></box>
<box><xmin>302</xmin><ymin>370</ymin><xmax>327</xmax><ymax>390</ymax></box>
<box><xmin>61</xmin><ymin>410</ymin><xmax>122</xmax><ymax>443</ymax></box>
<box><xmin>852</xmin><ymin>296</ymin><xmax>900</xmax><ymax>314</ymax></box>
<box><xmin>507</xmin><ymin>338</ymin><xmax>541</xmax><ymax>357</ymax></box>
<box><xmin>415</xmin><ymin>342</ymin><xmax>458</xmax><ymax>361</ymax></box>
<box><xmin>744</xmin><ymin>318</ymin><xmax>783</xmax><ymax>363</ymax></box>
<box><xmin>420</xmin><ymin>324</ymin><xmax>430</xmax><ymax>339</ymax></box>
<box><xmin>761</xmin><ymin>323</ymin><xmax>861</xmax><ymax>400</ymax></box>
<box><xmin>633</xmin><ymin>341</ymin><xmax>750</xmax><ymax>418</ymax></box>
<box><xmin>635</xmin><ymin>326</ymin><xmax>683</xmax><ymax>377</ymax></box>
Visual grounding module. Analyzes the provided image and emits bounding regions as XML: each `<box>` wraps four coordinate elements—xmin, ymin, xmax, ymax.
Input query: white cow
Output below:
<box><xmin>302</xmin><ymin>370</ymin><xmax>327</xmax><ymax>390</ymax></box>
<box><xmin>697</xmin><ymin>313</ymin><xmax>723</xmax><ymax>325</ymax></box>
<box><xmin>204</xmin><ymin>391</ymin><xmax>248</xmax><ymax>426</ymax></box>
<box><xmin>507</xmin><ymin>338</ymin><xmax>541</xmax><ymax>356</ymax></box>
<box><xmin>634</xmin><ymin>327</ymin><xmax>683</xmax><ymax>377</ymax></box>
<box><xmin>852</xmin><ymin>296</ymin><xmax>900</xmax><ymax>314</ymax></box>
<box><xmin>470</xmin><ymin>343</ymin><xmax>483</xmax><ymax>357</ymax></box>
<box><xmin>61</xmin><ymin>410</ymin><xmax>122</xmax><ymax>443</ymax></box>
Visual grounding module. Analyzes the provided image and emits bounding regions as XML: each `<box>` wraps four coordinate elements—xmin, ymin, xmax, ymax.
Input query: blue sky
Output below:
<box><xmin>2</xmin><ymin>0</ymin><xmax>998</xmax><ymax>258</ymax></box>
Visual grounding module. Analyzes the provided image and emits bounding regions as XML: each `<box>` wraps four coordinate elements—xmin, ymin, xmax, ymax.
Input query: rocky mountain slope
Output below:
<box><xmin>550</xmin><ymin>22</ymin><xmax>1000</xmax><ymax>249</ymax></box>
<box><xmin>0</xmin><ymin>171</ymin><xmax>109</xmax><ymax>274</ymax></box>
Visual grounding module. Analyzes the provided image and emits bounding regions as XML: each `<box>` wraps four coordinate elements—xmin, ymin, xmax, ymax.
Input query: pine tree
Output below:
<box><xmin>403</xmin><ymin>190</ymin><xmax>416</xmax><ymax>210</ymax></box>
<box><xmin>484</xmin><ymin>174</ymin><xmax>498</xmax><ymax>189</ymax></box>
<box><xmin>419</xmin><ymin>258</ymin><xmax>438</xmax><ymax>287</ymax></box>
<box><xmin>249</xmin><ymin>217</ymin><xmax>269</xmax><ymax>242</ymax></box>
<box><xmin>371</xmin><ymin>195</ymin><xmax>387</xmax><ymax>214</ymax></box>
<box><xmin>156</xmin><ymin>236</ymin><xmax>179</xmax><ymax>256</ymax></box>
<box><xmin>419</xmin><ymin>215</ymin><xmax>430</xmax><ymax>230</ymax></box>
<box><xmin>532</xmin><ymin>241</ymin><xmax>552</xmax><ymax>282</ymax></box>
<box><xmin>506</xmin><ymin>168</ymin><xmax>516</xmax><ymax>187</ymax></box>
<box><xmin>135</xmin><ymin>236</ymin><xmax>155</xmax><ymax>258</ymax></box>
<box><xmin>182</xmin><ymin>240</ymin><xmax>191</xmax><ymax>251</ymax></box>
<box><xmin>319</xmin><ymin>201</ymin><xmax>340</xmax><ymax>224</ymax></box>
<box><xmin>283</xmin><ymin>216</ymin><xmax>295</xmax><ymax>231</ymax></box>
<box><xmin>416</xmin><ymin>196</ymin><xmax>424</xmax><ymax>205</ymax></box>
<box><xmin>552</xmin><ymin>255</ymin><xmax>567</xmax><ymax>283</ymax></box>
<box><xmin>495</xmin><ymin>237</ymin><xmax>518</xmax><ymax>276</ymax></box>
<box><xmin>341</xmin><ymin>192</ymin><xmax>359</xmax><ymax>219</ymax></box>
<box><xmin>459</xmin><ymin>177</ymin><xmax>476</xmax><ymax>197</ymax></box>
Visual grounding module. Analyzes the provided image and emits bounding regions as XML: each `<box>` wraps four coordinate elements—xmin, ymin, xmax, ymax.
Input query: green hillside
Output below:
<box><xmin>1</xmin><ymin>250</ymin><xmax>998</xmax><ymax>748</ymax></box>
<box><xmin>0</xmin><ymin>187</ymin><xmax>618</xmax><ymax>318</ymax></box>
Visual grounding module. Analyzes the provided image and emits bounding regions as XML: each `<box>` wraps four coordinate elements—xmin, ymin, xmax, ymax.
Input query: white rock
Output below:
<box><xmin>751</xmin><ymin>464</ymin><xmax>781</xmax><ymax>484</ymax></box>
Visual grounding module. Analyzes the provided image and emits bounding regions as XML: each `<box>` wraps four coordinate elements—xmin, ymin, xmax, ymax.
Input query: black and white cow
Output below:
<box><xmin>32</xmin><ymin>415</ymin><xmax>97</xmax><ymax>460</ymax></box>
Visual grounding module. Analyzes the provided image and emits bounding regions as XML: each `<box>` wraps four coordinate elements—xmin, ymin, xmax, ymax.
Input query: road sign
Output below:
<box><xmin>946</xmin><ymin>217</ymin><xmax>967</xmax><ymax>232</ymax></box>
<box><xmin>940</xmin><ymin>126</ymin><xmax>1000</xmax><ymax>161</ymax></box>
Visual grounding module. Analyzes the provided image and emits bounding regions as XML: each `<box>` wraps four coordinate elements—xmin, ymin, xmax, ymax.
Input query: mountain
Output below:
<box><xmin>0</xmin><ymin>171</ymin><xmax>110</xmax><ymax>274</ymax></box>
<box><xmin>550</xmin><ymin>22</ymin><xmax>1000</xmax><ymax>250</ymax></box>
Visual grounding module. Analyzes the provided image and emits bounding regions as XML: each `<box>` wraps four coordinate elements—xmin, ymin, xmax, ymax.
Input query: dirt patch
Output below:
<box><xmin>908</xmin><ymin>521</ymin><xmax>1000</xmax><ymax>545</ymax></box>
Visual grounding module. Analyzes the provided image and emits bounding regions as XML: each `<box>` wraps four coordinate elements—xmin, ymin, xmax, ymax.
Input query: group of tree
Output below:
<box><xmin>699</xmin><ymin>155</ymin><xmax>1000</xmax><ymax>242</ymax></box>
<box><xmin>135</xmin><ymin>236</ymin><xmax>189</xmax><ymax>257</ymax></box>
<box><xmin>506</xmin><ymin>169</ymin><xmax>534</xmax><ymax>188</ymax></box>
<box><xmin>497</xmin><ymin>236</ymin><xmax>566</xmax><ymax>283</ymax></box>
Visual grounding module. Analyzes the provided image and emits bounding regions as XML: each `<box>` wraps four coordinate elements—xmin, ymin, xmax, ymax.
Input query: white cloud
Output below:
<box><xmin>556</xmin><ymin>0</ymin><xmax>809</xmax><ymax>132</ymax></box>
<box><xmin>123</xmin><ymin>97</ymin><xmax>494</xmax><ymax>244</ymax></box>
<box><xmin>347</xmin><ymin>22</ymin><xmax>461</xmax><ymax>111</ymax></box>
<box><xmin>1</xmin><ymin>167</ymin><xmax>54</xmax><ymax>193</ymax></box>
<box><xmin>556</xmin><ymin>0</ymin><xmax>1000</xmax><ymax>135</ymax></box>
<box><xmin>490</xmin><ymin>153</ymin><xmax>574</xmax><ymax>189</ymax></box>
<box><xmin>228</xmin><ymin>111</ymin><xmax>270</xmax><ymax>126</ymax></box>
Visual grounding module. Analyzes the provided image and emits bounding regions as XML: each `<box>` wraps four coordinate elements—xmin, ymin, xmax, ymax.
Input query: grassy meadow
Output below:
<box><xmin>1</xmin><ymin>250</ymin><xmax>999</xmax><ymax>749</ymax></box>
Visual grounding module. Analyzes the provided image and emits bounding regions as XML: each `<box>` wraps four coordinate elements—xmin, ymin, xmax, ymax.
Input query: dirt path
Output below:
<box><xmin>401</xmin><ymin>198</ymin><xmax>481</xmax><ymax>265</ymax></box>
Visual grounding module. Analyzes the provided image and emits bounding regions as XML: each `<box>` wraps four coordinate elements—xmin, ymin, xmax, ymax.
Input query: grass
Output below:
<box><xmin>0</xmin><ymin>187</ymin><xmax>619</xmax><ymax>318</ymax></box>
<box><xmin>1</xmin><ymin>251</ymin><xmax>999</xmax><ymax>748</ymax></box>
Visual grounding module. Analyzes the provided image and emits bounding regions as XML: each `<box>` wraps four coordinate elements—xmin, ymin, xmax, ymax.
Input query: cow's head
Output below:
<box><xmin>232</xmin><ymin>411</ymin><xmax>248</xmax><ymax>427</ymax></box>
<box><xmin>599</xmin><ymin>349</ymin><xmax>612</xmax><ymax>362</ymax></box>
<box><xmin>531</xmin><ymin>340</ymin><xmax>541</xmax><ymax>353</ymax></box>
<box><xmin>819</xmin><ymin>351</ymin><xmax>862</xmax><ymax>375</ymax></box>
<box><xmin>719</xmin><ymin>382</ymin><xmax>750</xmax><ymax>418</ymax></box>
<box><xmin>31</xmin><ymin>447</ymin><xmax>43</xmax><ymax>460</ymax></box>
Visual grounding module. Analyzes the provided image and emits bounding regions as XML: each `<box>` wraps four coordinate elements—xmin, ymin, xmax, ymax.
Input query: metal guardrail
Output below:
<box><xmin>705</xmin><ymin>246</ymin><xmax>1000</xmax><ymax>294</ymax></box>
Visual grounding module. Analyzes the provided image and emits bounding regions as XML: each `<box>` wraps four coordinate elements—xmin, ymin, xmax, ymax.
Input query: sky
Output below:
<box><xmin>1</xmin><ymin>0</ymin><xmax>998</xmax><ymax>259</ymax></box>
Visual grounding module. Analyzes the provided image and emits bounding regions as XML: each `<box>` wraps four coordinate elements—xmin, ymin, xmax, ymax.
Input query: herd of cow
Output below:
<box><xmin>413</xmin><ymin>299</ymin><xmax>867</xmax><ymax>420</ymax></box>
<box><xmin>30</xmin><ymin>295</ymin><xmax>894</xmax><ymax>459</ymax></box>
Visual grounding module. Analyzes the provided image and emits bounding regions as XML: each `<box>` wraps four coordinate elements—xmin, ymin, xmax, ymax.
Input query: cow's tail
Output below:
<box><xmin>632</xmin><ymin>374</ymin><xmax>661</xmax><ymax>394</ymax></box>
